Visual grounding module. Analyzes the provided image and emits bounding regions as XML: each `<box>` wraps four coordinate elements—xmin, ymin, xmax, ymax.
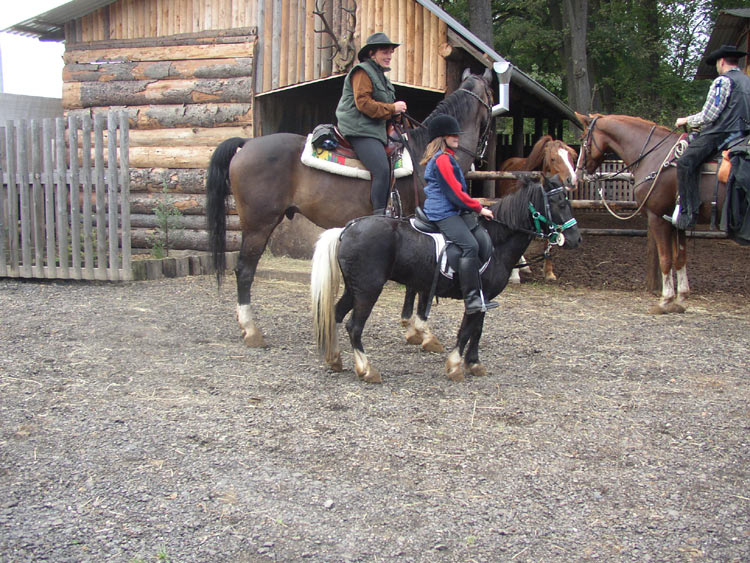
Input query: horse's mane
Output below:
<box><xmin>499</xmin><ymin>135</ymin><xmax>553</xmax><ymax>171</ymax></box>
<box><xmin>591</xmin><ymin>113</ymin><xmax>672</xmax><ymax>136</ymax></box>
<box><xmin>410</xmin><ymin>75</ymin><xmax>488</xmax><ymax>148</ymax></box>
<box><xmin>489</xmin><ymin>175</ymin><xmax>541</xmax><ymax>231</ymax></box>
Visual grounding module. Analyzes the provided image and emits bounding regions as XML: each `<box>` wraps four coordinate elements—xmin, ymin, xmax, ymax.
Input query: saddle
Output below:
<box><xmin>409</xmin><ymin>207</ymin><xmax>492</xmax><ymax>279</ymax></box>
<box><xmin>301</xmin><ymin>123</ymin><xmax>414</xmax><ymax>181</ymax></box>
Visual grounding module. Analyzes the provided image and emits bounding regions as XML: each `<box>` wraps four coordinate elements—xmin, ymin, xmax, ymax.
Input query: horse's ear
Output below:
<box><xmin>482</xmin><ymin>67</ymin><xmax>493</xmax><ymax>84</ymax></box>
<box><xmin>462</xmin><ymin>68</ymin><xmax>472</xmax><ymax>82</ymax></box>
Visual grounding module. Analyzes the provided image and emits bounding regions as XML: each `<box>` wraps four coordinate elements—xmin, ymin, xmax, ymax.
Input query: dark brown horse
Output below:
<box><xmin>575</xmin><ymin>112</ymin><xmax>728</xmax><ymax>314</ymax></box>
<box><xmin>206</xmin><ymin>68</ymin><xmax>494</xmax><ymax>346</ymax></box>
<box><xmin>498</xmin><ymin>135</ymin><xmax>578</xmax><ymax>283</ymax></box>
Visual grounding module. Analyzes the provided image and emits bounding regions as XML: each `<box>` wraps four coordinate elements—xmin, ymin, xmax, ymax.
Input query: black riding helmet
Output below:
<box><xmin>428</xmin><ymin>115</ymin><xmax>462</xmax><ymax>141</ymax></box>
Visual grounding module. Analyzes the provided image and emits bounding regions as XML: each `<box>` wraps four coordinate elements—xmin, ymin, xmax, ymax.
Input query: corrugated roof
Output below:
<box><xmin>1</xmin><ymin>0</ymin><xmax>115</xmax><ymax>40</ymax></box>
<box><xmin>695</xmin><ymin>8</ymin><xmax>750</xmax><ymax>80</ymax></box>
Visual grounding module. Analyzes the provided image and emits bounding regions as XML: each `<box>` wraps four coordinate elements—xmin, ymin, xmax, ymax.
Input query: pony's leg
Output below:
<box><xmin>401</xmin><ymin>286</ymin><xmax>422</xmax><ymax>344</ymax></box>
<box><xmin>445</xmin><ymin>313</ymin><xmax>484</xmax><ymax>382</ymax></box>
<box><xmin>324</xmin><ymin>289</ymin><xmax>354</xmax><ymax>372</ymax></box>
<box><xmin>670</xmin><ymin>229</ymin><xmax>689</xmax><ymax>313</ymax></box>
<box><xmin>508</xmin><ymin>267</ymin><xmax>521</xmax><ymax>284</ymax></box>
<box><xmin>463</xmin><ymin>316</ymin><xmax>487</xmax><ymax>378</ymax></box>
<box><xmin>518</xmin><ymin>254</ymin><xmax>532</xmax><ymax>274</ymax></box>
<box><xmin>346</xmin><ymin>296</ymin><xmax>382</xmax><ymax>384</ymax></box>
<box><xmin>647</xmin><ymin>215</ymin><xmax>677</xmax><ymax>315</ymax></box>
<box><xmin>543</xmin><ymin>257</ymin><xmax>557</xmax><ymax>282</ymax></box>
<box><xmin>415</xmin><ymin>291</ymin><xmax>445</xmax><ymax>353</ymax></box>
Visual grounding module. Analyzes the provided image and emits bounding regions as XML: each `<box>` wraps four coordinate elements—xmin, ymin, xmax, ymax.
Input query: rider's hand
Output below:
<box><xmin>393</xmin><ymin>101</ymin><xmax>407</xmax><ymax>114</ymax></box>
<box><xmin>480</xmin><ymin>207</ymin><xmax>494</xmax><ymax>219</ymax></box>
<box><xmin>675</xmin><ymin>117</ymin><xmax>688</xmax><ymax>129</ymax></box>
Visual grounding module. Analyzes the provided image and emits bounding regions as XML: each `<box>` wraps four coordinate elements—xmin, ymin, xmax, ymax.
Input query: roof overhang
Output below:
<box><xmin>695</xmin><ymin>8</ymin><xmax>750</xmax><ymax>80</ymax></box>
<box><xmin>1</xmin><ymin>0</ymin><xmax>115</xmax><ymax>41</ymax></box>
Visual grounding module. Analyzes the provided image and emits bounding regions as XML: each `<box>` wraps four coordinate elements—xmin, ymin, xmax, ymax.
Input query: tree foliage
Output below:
<box><xmin>434</xmin><ymin>0</ymin><xmax>750</xmax><ymax>125</ymax></box>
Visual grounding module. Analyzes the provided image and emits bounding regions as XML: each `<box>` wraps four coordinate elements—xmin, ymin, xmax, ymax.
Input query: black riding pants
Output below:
<box><xmin>348</xmin><ymin>136</ymin><xmax>391</xmax><ymax>211</ymax></box>
<box><xmin>436</xmin><ymin>213</ymin><xmax>480</xmax><ymax>259</ymax></box>
<box><xmin>676</xmin><ymin>131</ymin><xmax>727</xmax><ymax>216</ymax></box>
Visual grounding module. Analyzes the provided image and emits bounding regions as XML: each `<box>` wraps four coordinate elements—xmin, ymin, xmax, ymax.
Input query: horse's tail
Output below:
<box><xmin>311</xmin><ymin>228</ymin><xmax>343</xmax><ymax>364</ymax></box>
<box><xmin>206</xmin><ymin>137</ymin><xmax>248</xmax><ymax>285</ymax></box>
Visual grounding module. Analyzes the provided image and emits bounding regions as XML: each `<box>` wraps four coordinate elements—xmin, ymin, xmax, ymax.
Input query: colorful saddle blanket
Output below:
<box><xmin>300</xmin><ymin>134</ymin><xmax>414</xmax><ymax>180</ymax></box>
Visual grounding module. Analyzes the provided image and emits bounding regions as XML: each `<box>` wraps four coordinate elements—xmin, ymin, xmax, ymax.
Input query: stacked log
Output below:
<box><xmin>63</xmin><ymin>29</ymin><xmax>256</xmax><ymax>252</ymax></box>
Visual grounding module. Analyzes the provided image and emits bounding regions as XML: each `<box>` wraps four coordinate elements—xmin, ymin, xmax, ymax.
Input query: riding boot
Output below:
<box><xmin>458</xmin><ymin>257</ymin><xmax>498</xmax><ymax>314</ymax></box>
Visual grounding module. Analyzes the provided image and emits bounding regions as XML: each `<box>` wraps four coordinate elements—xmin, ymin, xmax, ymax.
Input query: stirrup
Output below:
<box><xmin>663</xmin><ymin>202</ymin><xmax>681</xmax><ymax>225</ymax></box>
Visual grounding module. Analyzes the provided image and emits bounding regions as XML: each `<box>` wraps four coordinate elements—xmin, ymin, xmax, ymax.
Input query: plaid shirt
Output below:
<box><xmin>687</xmin><ymin>75</ymin><xmax>732</xmax><ymax>130</ymax></box>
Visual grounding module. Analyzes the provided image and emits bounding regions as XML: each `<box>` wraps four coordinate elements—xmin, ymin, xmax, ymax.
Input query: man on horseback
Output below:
<box><xmin>335</xmin><ymin>32</ymin><xmax>408</xmax><ymax>216</ymax></box>
<box><xmin>421</xmin><ymin>115</ymin><xmax>498</xmax><ymax>314</ymax></box>
<box><xmin>674</xmin><ymin>44</ymin><xmax>750</xmax><ymax>230</ymax></box>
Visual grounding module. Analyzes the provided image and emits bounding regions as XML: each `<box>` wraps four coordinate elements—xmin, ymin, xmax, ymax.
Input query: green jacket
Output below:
<box><xmin>335</xmin><ymin>59</ymin><xmax>396</xmax><ymax>144</ymax></box>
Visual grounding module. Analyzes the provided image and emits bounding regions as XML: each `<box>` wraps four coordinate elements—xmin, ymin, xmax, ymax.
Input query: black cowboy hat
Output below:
<box><xmin>357</xmin><ymin>32</ymin><xmax>400</xmax><ymax>62</ymax></box>
<box><xmin>705</xmin><ymin>44</ymin><xmax>748</xmax><ymax>65</ymax></box>
<box><xmin>428</xmin><ymin>115</ymin><xmax>462</xmax><ymax>141</ymax></box>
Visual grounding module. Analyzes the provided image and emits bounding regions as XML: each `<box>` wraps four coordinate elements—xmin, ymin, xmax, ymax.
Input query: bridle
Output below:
<box><xmin>575</xmin><ymin>116</ymin><xmax>684</xmax><ymax>221</ymax></box>
<box><xmin>486</xmin><ymin>183</ymin><xmax>578</xmax><ymax>248</ymax></box>
<box><xmin>456</xmin><ymin>86</ymin><xmax>494</xmax><ymax>163</ymax></box>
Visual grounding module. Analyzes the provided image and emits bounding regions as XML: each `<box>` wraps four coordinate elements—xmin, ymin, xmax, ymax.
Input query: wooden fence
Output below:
<box><xmin>0</xmin><ymin>111</ymin><xmax>131</xmax><ymax>281</ymax></box>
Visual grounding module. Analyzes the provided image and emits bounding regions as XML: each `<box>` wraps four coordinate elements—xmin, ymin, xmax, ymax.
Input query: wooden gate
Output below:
<box><xmin>1</xmin><ymin>111</ymin><xmax>131</xmax><ymax>281</ymax></box>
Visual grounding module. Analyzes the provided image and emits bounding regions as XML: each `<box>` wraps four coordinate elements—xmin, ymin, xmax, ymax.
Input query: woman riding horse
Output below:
<box><xmin>335</xmin><ymin>32</ymin><xmax>408</xmax><ymax>216</ymax></box>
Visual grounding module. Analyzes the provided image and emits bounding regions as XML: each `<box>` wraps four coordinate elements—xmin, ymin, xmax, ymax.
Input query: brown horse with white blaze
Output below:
<box><xmin>206</xmin><ymin>68</ymin><xmax>495</xmax><ymax>346</ymax></box>
<box><xmin>575</xmin><ymin>112</ymin><xmax>729</xmax><ymax>314</ymax></box>
<box><xmin>497</xmin><ymin>135</ymin><xmax>578</xmax><ymax>283</ymax></box>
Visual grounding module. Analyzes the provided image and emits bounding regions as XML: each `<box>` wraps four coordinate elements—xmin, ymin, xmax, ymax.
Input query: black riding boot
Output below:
<box><xmin>458</xmin><ymin>257</ymin><xmax>498</xmax><ymax>314</ymax></box>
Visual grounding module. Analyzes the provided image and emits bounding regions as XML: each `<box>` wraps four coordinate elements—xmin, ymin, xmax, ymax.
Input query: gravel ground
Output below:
<box><xmin>2</xmin><ymin>245</ymin><xmax>749</xmax><ymax>562</ymax></box>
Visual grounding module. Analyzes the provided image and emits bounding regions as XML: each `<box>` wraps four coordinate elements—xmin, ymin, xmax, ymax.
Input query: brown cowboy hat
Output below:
<box><xmin>705</xmin><ymin>44</ymin><xmax>748</xmax><ymax>65</ymax></box>
<box><xmin>357</xmin><ymin>32</ymin><xmax>400</xmax><ymax>62</ymax></box>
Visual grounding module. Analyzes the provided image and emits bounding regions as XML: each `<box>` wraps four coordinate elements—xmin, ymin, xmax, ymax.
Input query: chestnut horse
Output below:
<box><xmin>575</xmin><ymin>112</ymin><xmax>728</xmax><ymax>314</ymax></box>
<box><xmin>206</xmin><ymin>68</ymin><xmax>494</xmax><ymax>346</ymax></box>
<box><xmin>497</xmin><ymin>135</ymin><xmax>578</xmax><ymax>283</ymax></box>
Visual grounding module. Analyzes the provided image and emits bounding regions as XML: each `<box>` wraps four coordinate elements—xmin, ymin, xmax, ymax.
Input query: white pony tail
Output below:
<box><xmin>311</xmin><ymin>228</ymin><xmax>343</xmax><ymax>363</ymax></box>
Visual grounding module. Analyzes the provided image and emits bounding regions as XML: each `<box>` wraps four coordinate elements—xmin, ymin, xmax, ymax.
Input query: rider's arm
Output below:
<box><xmin>434</xmin><ymin>153</ymin><xmax>483</xmax><ymax>213</ymax></box>
<box><xmin>687</xmin><ymin>75</ymin><xmax>732</xmax><ymax>130</ymax></box>
<box><xmin>351</xmin><ymin>70</ymin><xmax>398</xmax><ymax>119</ymax></box>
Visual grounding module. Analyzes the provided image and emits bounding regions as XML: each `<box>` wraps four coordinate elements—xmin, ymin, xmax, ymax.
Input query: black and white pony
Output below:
<box><xmin>311</xmin><ymin>176</ymin><xmax>581</xmax><ymax>382</ymax></box>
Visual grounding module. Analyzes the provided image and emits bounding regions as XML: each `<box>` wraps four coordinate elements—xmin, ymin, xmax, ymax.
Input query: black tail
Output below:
<box><xmin>206</xmin><ymin>137</ymin><xmax>247</xmax><ymax>285</ymax></box>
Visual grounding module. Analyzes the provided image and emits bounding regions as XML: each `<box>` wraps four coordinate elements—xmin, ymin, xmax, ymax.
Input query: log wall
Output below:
<box><xmin>61</xmin><ymin>0</ymin><xmax>453</xmax><ymax>252</ymax></box>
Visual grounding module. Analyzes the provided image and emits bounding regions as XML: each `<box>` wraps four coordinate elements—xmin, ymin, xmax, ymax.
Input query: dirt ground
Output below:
<box><xmin>1</xmin><ymin>227</ymin><xmax>749</xmax><ymax>562</ymax></box>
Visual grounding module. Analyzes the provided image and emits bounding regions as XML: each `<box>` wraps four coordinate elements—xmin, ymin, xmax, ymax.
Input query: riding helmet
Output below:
<box><xmin>428</xmin><ymin>115</ymin><xmax>462</xmax><ymax>141</ymax></box>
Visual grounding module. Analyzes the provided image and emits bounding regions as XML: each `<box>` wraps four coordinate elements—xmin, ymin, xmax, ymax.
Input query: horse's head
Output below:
<box><xmin>491</xmin><ymin>176</ymin><xmax>581</xmax><ymax>249</ymax></box>
<box><xmin>575</xmin><ymin>112</ymin><xmax>609</xmax><ymax>178</ymax></box>
<box><xmin>542</xmin><ymin>175</ymin><xmax>581</xmax><ymax>248</ymax></box>
<box><xmin>543</xmin><ymin>140</ymin><xmax>578</xmax><ymax>191</ymax></box>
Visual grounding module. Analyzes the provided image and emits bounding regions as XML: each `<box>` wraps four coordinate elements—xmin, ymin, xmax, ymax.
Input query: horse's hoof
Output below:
<box><xmin>648</xmin><ymin>304</ymin><xmax>667</xmax><ymax>315</ymax></box>
<box><xmin>544</xmin><ymin>273</ymin><xmax>558</xmax><ymax>282</ymax></box>
<box><xmin>467</xmin><ymin>362</ymin><xmax>487</xmax><ymax>377</ymax></box>
<box><xmin>509</xmin><ymin>276</ymin><xmax>521</xmax><ymax>285</ymax></box>
<box><xmin>242</xmin><ymin>329</ymin><xmax>266</xmax><ymax>347</ymax></box>
<box><xmin>405</xmin><ymin>332</ymin><xmax>423</xmax><ymax>345</ymax></box>
<box><xmin>421</xmin><ymin>335</ymin><xmax>445</xmax><ymax>354</ymax></box>
<box><xmin>329</xmin><ymin>353</ymin><xmax>343</xmax><ymax>372</ymax></box>
<box><xmin>362</xmin><ymin>366</ymin><xmax>382</xmax><ymax>384</ymax></box>
<box><xmin>446</xmin><ymin>365</ymin><xmax>465</xmax><ymax>382</ymax></box>
<box><xmin>400</xmin><ymin>318</ymin><xmax>411</xmax><ymax>328</ymax></box>
<box><xmin>665</xmin><ymin>302</ymin><xmax>686</xmax><ymax>314</ymax></box>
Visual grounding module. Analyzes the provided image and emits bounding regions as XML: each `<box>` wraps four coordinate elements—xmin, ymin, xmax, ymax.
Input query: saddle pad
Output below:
<box><xmin>300</xmin><ymin>134</ymin><xmax>413</xmax><ymax>180</ymax></box>
<box><xmin>409</xmin><ymin>218</ymin><xmax>490</xmax><ymax>280</ymax></box>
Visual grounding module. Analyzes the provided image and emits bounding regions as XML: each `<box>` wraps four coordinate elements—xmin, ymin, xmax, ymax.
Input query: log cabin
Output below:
<box><xmin>5</xmin><ymin>0</ymin><xmax>579</xmax><ymax>256</ymax></box>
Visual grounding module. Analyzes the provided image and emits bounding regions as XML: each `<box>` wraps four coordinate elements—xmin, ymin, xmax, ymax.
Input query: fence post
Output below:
<box><xmin>81</xmin><ymin>114</ymin><xmax>94</xmax><ymax>279</ymax></box>
<box><xmin>0</xmin><ymin>125</ymin><xmax>6</xmax><ymax>277</ymax></box>
<box><xmin>119</xmin><ymin>110</ymin><xmax>131</xmax><ymax>280</ymax></box>
<box><xmin>69</xmin><ymin>115</ymin><xmax>82</xmax><ymax>279</ymax></box>
<box><xmin>55</xmin><ymin>117</ymin><xmax>69</xmax><ymax>278</ymax></box>
<box><xmin>4</xmin><ymin>122</ymin><xmax>19</xmax><ymax>274</ymax></box>
<box><xmin>107</xmin><ymin>111</ymin><xmax>119</xmax><ymax>281</ymax></box>
<box><xmin>42</xmin><ymin>118</ymin><xmax>56</xmax><ymax>278</ymax></box>
<box><xmin>31</xmin><ymin>120</ymin><xmax>45</xmax><ymax>277</ymax></box>
<box><xmin>94</xmin><ymin>113</ymin><xmax>107</xmax><ymax>280</ymax></box>
<box><xmin>17</xmin><ymin>120</ymin><xmax>32</xmax><ymax>277</ymax></box>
